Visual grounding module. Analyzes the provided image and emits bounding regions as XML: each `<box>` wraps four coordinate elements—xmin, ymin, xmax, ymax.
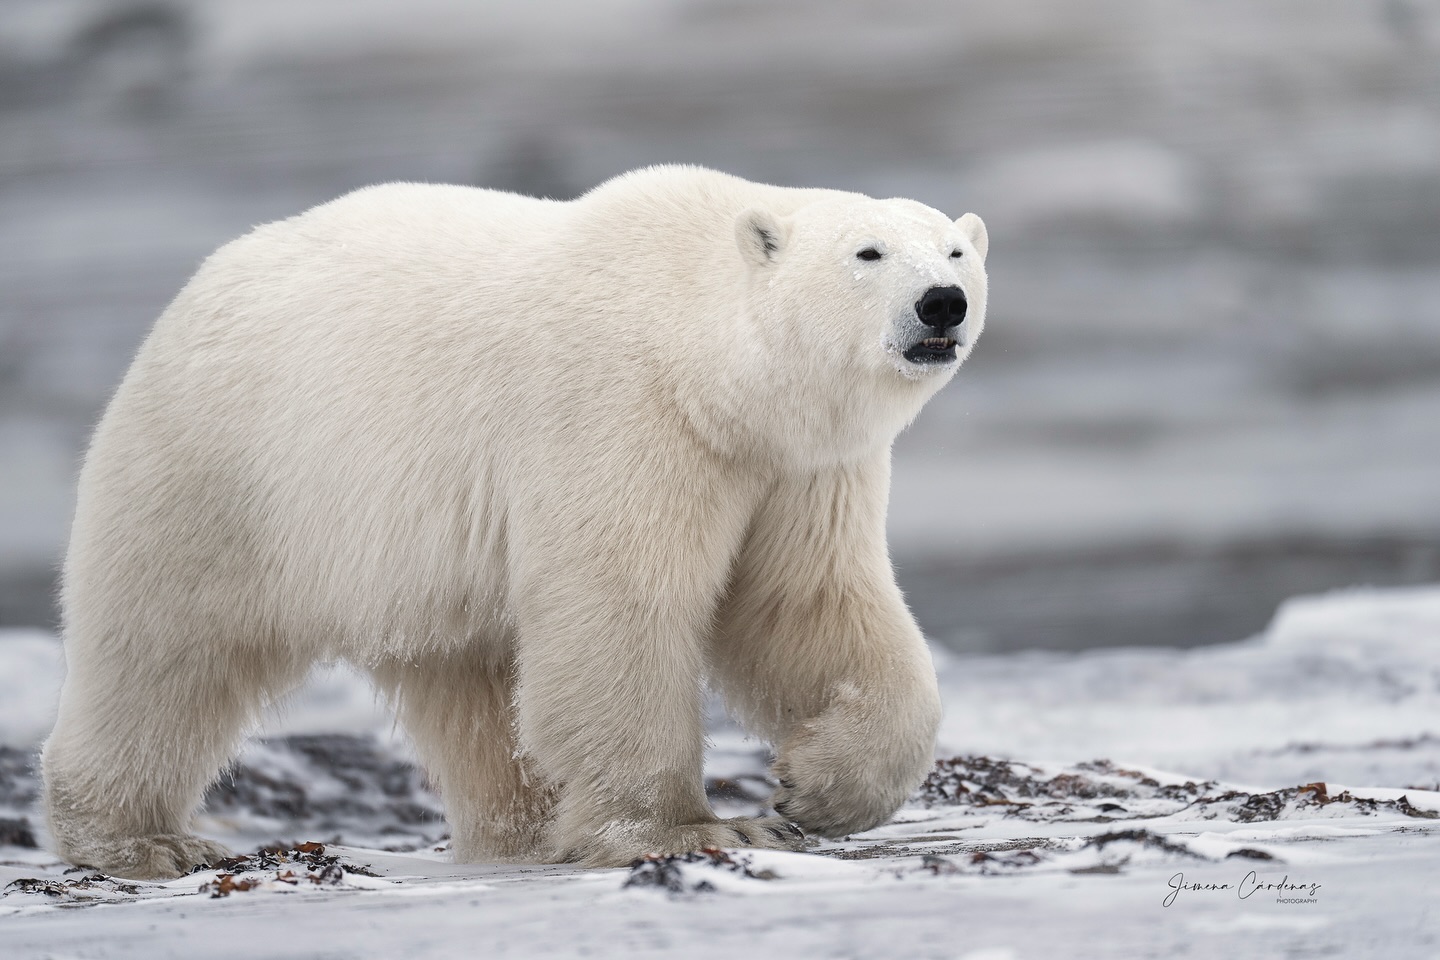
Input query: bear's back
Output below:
<box><xmin>236</xmin><ymin>182</ymin><xmax>567</xmax><ymax>283</ymax></box>
<box><xmin>185</xmin><ymin>168</ymin><xmax>849</xmax><ymax>330</ymax></box>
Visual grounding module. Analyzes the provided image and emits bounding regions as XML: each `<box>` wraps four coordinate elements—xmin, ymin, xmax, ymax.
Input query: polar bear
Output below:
<box><xmin>42</xmin><ymin>166</ymin><xmax>989</xmax><ymax>879</ymax></box>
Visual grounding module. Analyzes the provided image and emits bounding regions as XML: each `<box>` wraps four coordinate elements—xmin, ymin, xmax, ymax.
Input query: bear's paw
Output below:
<box><xmin>575</xmin><ymin>816</ymin><xmax>808</xmax><ymax>868</ymax></box>
<box><xmin>63</xmin><ymin>834</ymin><xmax>233</xmax><ymax>881</ymax></box>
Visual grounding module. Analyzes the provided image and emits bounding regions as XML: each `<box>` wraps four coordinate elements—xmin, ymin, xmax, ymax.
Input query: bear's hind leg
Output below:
<box><xmin>372</xmin><ymin>653</ymin><xmax>555</xmax><ymax>862</ymax></box>
<box><xmin>43</xmin><ymin>626</ymin><xmax>303</xmax><ymax>880</ymax></box>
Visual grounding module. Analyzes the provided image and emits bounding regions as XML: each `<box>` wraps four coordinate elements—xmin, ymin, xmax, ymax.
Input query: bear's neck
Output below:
<box><xmin>672</xmin><ymin>338</ymin><xmax>934</xmax><ymax>473</ymax></box>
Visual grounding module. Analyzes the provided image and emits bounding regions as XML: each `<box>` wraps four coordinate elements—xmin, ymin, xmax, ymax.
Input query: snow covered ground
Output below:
<box><xmin>1</xmin><ymin>585</ymin><xmax>1437</xmax><ymax>957</ymax></box>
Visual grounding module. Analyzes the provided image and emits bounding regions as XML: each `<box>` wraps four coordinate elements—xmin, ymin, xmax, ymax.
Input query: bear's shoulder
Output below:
<box><xmin>580</xmin><ymin>166</ymin><xmax>855</xmax><ymax>220</ymax></box>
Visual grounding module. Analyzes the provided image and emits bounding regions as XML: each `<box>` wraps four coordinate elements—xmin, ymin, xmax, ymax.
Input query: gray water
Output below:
<box><xmin>2</xmin><ymin>0</ymin><xmax>1438</xmax><ymax>650</ymax></box>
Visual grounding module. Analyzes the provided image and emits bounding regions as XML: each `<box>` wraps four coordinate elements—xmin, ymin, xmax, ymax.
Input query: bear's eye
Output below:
<box><xmin>949</xmin><ymin>249</ymin><xmax>963</xmax><ymax>259</ymax></box>
<box><xmin>856</xmin><ymin>248</ymin><xmax>883</xmax><ymax>261</ymax></box>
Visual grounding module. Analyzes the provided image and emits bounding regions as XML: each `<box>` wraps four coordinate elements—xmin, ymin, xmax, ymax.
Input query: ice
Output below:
<box><xmin>0</xmin><ymin>584</ymin><xmax>1436</xmax><ymax>955</ymax></box>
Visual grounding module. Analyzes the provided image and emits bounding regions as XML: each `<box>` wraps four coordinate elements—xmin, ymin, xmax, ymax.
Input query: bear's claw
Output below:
<box><xmin>576</xmin><ymin>816</ymin><xmax>808</xmax><ymax>867</ymax></box>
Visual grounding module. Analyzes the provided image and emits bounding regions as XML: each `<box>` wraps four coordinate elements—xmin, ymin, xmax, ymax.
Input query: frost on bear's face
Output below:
<box><xmin>737</xmin><ymin>196</ymin><xmax>988</xmax><ymax>386</ymax></box>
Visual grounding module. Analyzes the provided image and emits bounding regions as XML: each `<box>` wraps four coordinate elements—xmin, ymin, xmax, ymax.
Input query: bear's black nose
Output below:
<box><xmin>915</xmin><ymin>286</ymin><xmax>967</xmax><ymax>329</ymax></box>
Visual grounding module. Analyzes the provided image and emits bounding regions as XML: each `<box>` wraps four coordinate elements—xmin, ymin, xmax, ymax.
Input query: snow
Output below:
<box><xmin>928</xmin><ymin>586</ymin><xmax>1440</xmax><ymax>791</ymax></box>
<box><xmin>1</xmin><ymin>585</ymin><xmax>1438</xmax><ymax>956</ymax></box>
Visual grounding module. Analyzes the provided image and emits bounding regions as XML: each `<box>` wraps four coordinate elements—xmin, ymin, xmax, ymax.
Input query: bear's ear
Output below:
<box><xmin>956</xmin><ymin>212</ymin><xmax>988</xmax><ymax>261</ymax></box>
<box><xmin>735</xmin><ymin>207</ymin><xmax>790</xmax><ymax>268</ymax></box>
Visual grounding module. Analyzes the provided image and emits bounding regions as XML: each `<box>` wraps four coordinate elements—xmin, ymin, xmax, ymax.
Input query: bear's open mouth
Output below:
<box><xmin>903</xmin><ymin>337</ymin><xmax>958</xmax><ymax>364</ymax></box>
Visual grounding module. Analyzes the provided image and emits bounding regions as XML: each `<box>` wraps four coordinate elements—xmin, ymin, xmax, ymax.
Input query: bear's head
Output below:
<box><xmin>728</xmin><ymin>194</ymin><xmax>988</xmax><ymax>460</ymax></box>
<box><xmin>736</xmin><ymin>195</ymin><xmax>988</xmax><ymax>383</ymax></box>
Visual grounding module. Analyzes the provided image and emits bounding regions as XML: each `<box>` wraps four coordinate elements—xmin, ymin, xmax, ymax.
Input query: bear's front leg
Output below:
<box><xmin>507</xmin><ymin>460</ymin><xmax>807</xmax><ymax>868</ymax></box>
<box><xmin>767</xmin><ymin>670</ymin><xmax>941</xmax><ymax>838</ymax></box>
<box><xmin>710</xmin><ymin>454</ymin><xmax>943</xmax><ymax>839</ymax></box>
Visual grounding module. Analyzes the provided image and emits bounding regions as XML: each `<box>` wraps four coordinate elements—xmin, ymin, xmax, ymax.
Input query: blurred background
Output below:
<box><xmin>2</xmin><ymin>0</ymin><xmax>1438</xmax><ymax>653</ymax></box>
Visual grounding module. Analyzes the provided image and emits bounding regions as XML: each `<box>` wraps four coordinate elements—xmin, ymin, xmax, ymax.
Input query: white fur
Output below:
<box><xmin>42</xmin><ymin>166</ymin><xmax>989</xmax><ymax>878</ymax></box>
